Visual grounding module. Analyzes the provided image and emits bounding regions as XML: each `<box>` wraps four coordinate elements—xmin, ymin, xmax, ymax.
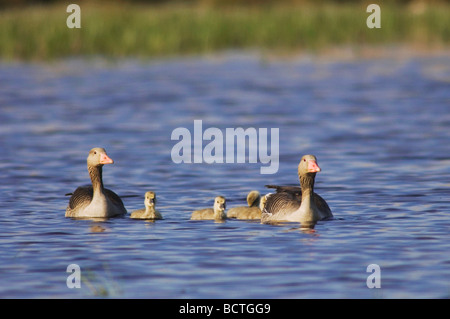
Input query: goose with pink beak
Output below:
<box><xmin>65</xmin><ymin>147</ymin><xmax>127</xmax><ymax>218</ymax></box>
<box><xmin>262</xmin><ymin>154</ymin><xmax>333</xmax><ymax>225</ymax></box>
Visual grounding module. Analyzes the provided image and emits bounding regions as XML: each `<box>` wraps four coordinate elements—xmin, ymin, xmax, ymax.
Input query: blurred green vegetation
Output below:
<box><xmin>1</xmin><ymin>0</ymin><xmax>448</xmax><ymax>7</ymax></box>
<box><xmin>0</xmin><ymin>0</ymin><xmax>448</xmax><ymax>60</ymax></box>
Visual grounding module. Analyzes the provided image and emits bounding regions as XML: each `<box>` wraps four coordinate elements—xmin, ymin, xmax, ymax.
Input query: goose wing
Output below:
<box><xmin>67</xmin><ymin>186</ymin><xmax>126</xmax><ymax>214</ymax></box>
<box><xmin>68</xmin><ymin>186</ymin><xmax>93</xmax><ymax>211</ymax></box>
<box><xmin>314</xmin><ymin>193</ymin><xmax>333</xmax><ymax>218</ymax></box>
<box><xmin>262</xmin><ymin>191</ymin><xmax>301</xmax><ymax>218</ymax></box>
<box><xmin>265</xmin><ymin>184</ymin><xmax>301</xmax><ymax>195</ymax></box>
<box><xmin>265</xmin><ymin>184</ymin><xmax>332</xmax><ymax>218</ymax></box>
<box><xmin>104</xmin><ymin>188</ymin><xmax>126</xmax><ymax>210</ymax></box>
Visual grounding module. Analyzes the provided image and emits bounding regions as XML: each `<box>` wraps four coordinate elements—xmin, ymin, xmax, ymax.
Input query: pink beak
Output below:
<box><xmin>99</xmin><ymin>153</ymin><xmax>114</xmax><ymax>165</ymax></box>
<box><xmin>308</xmin><ymin>160</ymin><xmax>321</xmax><ymax>173</ymax></box>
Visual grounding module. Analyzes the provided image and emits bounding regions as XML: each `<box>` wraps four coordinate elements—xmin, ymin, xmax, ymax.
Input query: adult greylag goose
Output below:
<box><xmin>261</xmin><ymin>155</ymin><xmax>332</xmax><ymax>224</ymax></box>
<box><xmin>130</xmin><ymin>191</ymin><xmax>163</xmax><ymax>220</ymax></box>
<box><xmin>191</xmin><ymin>196</ymin><xmax>227</xmax><ymax>221</ymax></box>
<box><xmin>65</xmin><ymin>148</ymin><xmax>127</xmax><ymax>218</ymax></box>
<box><xmin>227</xmin><ymin>190</ymin><xmax>262</xmax><ymax>220</ymax></box>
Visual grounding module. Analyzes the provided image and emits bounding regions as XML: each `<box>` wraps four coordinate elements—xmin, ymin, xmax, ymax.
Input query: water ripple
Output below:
<box><xmin>0</xmin><ymin>55</ymin><xmax>449</xmax><ymax>298</ymax></box>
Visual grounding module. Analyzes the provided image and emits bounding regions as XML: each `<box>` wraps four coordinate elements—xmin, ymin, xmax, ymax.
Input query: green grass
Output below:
<box><xmin>0</xmin><ymin>2</ymin><xmax>448</xmax><ymax>60</ymax></box>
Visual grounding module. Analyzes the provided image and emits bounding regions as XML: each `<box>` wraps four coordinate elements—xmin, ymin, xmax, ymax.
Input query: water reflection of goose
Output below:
<box><xmin>261</xmin><ymin>155</ymin><xmax>333</xmax><ymax>225</ymax></box>
<box><xmin>227</xmin><ymin>190</ymin><xmax>262</xmax><ymax>220</ymax></box>
<box><xmin>65</xmin><ymin>148</ymin><xmax>127</xmax><ymax>218</ymax></box>
<box><xmin>191</xmin><ymin>196</ymin><xmax>227</xmax><ymax>221</ymax></box>
<box><xmin>130</xmin><ymin>191</ymin><xmax>163</xmax><ymax>220</ymax></box>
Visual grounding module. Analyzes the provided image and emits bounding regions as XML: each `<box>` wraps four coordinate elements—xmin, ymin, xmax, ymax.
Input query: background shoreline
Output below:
<box><xmin>0</xmin><ymin>1</ymin><xmax>448</xmax><ymax>61</ymax></box>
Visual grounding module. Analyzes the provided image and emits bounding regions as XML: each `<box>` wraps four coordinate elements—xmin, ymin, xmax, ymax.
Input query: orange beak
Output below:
<box><xmin>308</xmin><ymin>160</ymin><xmax>321</xmax><ymax>173</ymax></box>
<box><xmin>99</xmin><ymin>153</ymin><xmax>114</xmax><ymax>165</ymax></box>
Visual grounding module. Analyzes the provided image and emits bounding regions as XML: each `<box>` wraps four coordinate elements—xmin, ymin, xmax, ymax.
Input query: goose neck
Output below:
<box><xmin>88</xmin><ymin>164</ymin><xmax>104</xmax><ymax>194</ymax></box>
<box><xmin>299</xmin><ymin>173</ymin><xmax>315</xmax><ymax>197</ymax></box>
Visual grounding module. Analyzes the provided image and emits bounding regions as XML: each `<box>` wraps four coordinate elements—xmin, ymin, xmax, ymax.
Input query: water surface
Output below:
<box><xmin>0</xmin><ymin>54</ymin><xmax>449</xmax><ymax>298</ymax></box>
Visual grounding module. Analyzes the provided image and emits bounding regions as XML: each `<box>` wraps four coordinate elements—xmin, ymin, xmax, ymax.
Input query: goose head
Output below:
<box><xmin>246</xmin><ymin>190</ymin><xmax>261</xmax><ymax>207</ymax></box>
<box><xmin>213</xmin><ymin>196</ymin><xmax>226</xmax><ymax>213</ymax></box>
<box><xmin>145</xmin><ymin>191</ymin><xmax>156</xmax><ymax>208</ymax></box>
<box><xmin>298</xmin><ymin>154</ymin><xmax>321</xmax><ymax>177</ymax></box>
<box><xmin>87</xmin><ymin>147</ymin><xmax>114</xmax><ymax>167</ymax></box>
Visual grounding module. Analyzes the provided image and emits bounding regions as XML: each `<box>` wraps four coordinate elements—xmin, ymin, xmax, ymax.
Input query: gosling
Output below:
<box><xmin>227</xmin><ymin>190</ymin><xmax>262</xmax><ymax>220</ymax></box>
<box><xmin>191</xmin><ymin>196</ymin><xmax>226</xmax><ymax>221</ymax></box>
<box><xmin>259</xmin><ymin>194</ymin><xmax>268</xmax><ymax>212</ymax></box>
<box><xmin>130</xmin><ymin>191</ymin><xmax>163</xmax><ymax>220</ymax></box>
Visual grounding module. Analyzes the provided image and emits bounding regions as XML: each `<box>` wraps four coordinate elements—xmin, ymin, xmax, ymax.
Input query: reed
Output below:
<box><xmin>0</xmin><ymin>1</ymin><xmax>448</xmax><ymax>60</ymax></box>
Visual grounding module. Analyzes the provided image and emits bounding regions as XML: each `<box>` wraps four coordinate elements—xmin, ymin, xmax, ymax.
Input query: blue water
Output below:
<box><xmin>0</xmin><ymin>53</ymin><xmax>449</xmax><ymax>298</ymax></box>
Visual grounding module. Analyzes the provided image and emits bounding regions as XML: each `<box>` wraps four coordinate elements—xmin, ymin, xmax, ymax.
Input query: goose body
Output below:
<box><xmin>191</xmin><ymin>196</ymin><xmax>227</xmax><ymax>221</ymax></box>
<box><xmin>227</xmin><ymin>191</ymin><xmax>262</xmax><ymax>220</ymax></box>
<box><xmin>65</xmin><ymin>148</ymin><xmax>127</xmax><ymax>218</ymax></box>
<box><xmin>131</xmin><ymin>191</ymin><xmax>163</xmax><ymax>220</ymax></box>
<box><xmin>261</xmin><ymin>155</ymin><xmax>332</xmax><ymax>225</ymax></box>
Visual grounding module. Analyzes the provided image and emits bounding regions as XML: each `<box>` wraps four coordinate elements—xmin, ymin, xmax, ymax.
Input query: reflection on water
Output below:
<box><xmin>0</xmin><ymin>54</ymin><xmax>449</xmax><ymax>298</ymax></box>
<box><xmin>90</xmin><ymin>224</ymin><xmax>107</xmax><ymax>233</ymax></box>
